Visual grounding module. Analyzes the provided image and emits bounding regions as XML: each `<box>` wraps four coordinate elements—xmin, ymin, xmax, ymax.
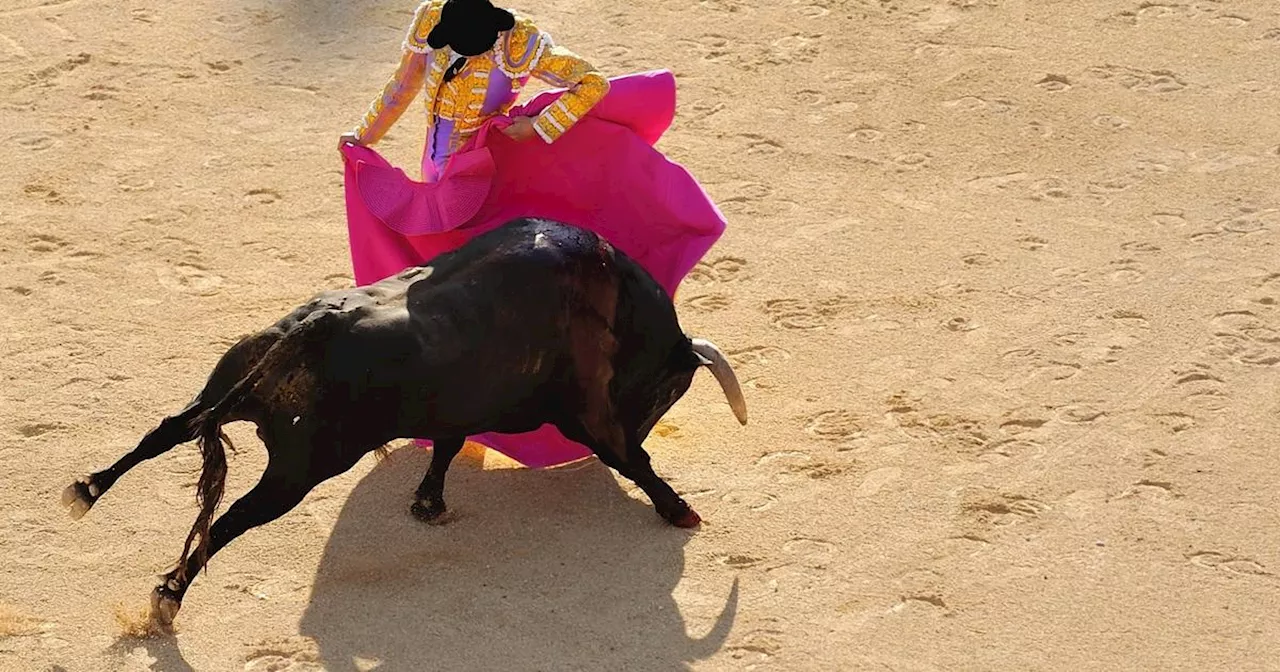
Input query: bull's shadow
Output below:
<box><xmin>299</xmin><ymin>447</ymin><xmax>737</xmax><ymax>671</ymax></box>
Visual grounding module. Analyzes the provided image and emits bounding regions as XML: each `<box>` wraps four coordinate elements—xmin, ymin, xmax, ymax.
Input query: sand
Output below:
<box><xmin>3</xmin><ymin>0</ymin><xmax>1280</xmax><ymax>669</ymax></box>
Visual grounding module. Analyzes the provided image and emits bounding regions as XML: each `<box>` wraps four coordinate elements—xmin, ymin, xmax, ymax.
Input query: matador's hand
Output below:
<box><xmin>338</xmin><ymin>133</ymin><xmax>363</xmax><ymax>151</ymax></box>
<box><xmin>502</xmin><ymin>116</ymin><xmax>538</xmax><ymax>142</ymax></box>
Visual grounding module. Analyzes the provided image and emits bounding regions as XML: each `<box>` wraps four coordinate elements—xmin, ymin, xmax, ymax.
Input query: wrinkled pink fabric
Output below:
<box><xmin>340</xmin><ymin>69</ymin><xmax>726</xmax><ymax>468</ymax></box>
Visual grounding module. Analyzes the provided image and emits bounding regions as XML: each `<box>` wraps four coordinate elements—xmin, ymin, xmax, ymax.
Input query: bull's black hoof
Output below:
<box><xmin>61</xmin><ymin>477</ymin><xmax>98</xmax><ymax>520</ymax></box>
<box><xmin>410</xmin><ymin>500</ymin><xmax>452</xmax><ymax>525</ymax></box>
<box><xmin>658</xmin><ymin>501</ymin><xmax>702</xmax><ymax>529</ymax></box>
<box><xmin>149</xmin><ymin>584</ymin><xmax>182</xmax><ymax>632</ymax></box>
<box><xmin>671</xmin><ymin>508</ymin><xmax>702</xmax><ymax>528</ymax></box>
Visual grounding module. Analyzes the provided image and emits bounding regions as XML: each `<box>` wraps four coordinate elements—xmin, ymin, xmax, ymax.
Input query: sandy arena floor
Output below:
<box><xmin>3</xmin><ymin>0</ymin><xmax>1280</xmax><ymax>670</ymax></box>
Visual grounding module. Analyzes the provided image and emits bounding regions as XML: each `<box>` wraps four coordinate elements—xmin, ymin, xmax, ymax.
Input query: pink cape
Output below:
<box><xmin>340</xmin><ymin>69</ymin><xmax>726</xmax><ymax>468</ymax></box>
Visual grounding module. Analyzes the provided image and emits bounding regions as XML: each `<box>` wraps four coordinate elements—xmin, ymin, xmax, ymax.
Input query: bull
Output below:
<box><xmin>62</xmin><ymin>217</ymin><xmax>748</xmax><ymax>629</ymax></box>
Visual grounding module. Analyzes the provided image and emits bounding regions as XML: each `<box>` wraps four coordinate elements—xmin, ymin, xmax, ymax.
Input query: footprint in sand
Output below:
<box><xmin>1036</xmin><ymin>74</ymin><xmax>1072</xmax><ymax>92</ymax></box>
<box><xmin>762</xmin><ymin>295</ymin><xmax>855</xmax><ymax>331</ymax></box>
<box><xmin>242</xmin><ymin>635</ymin><xmax>323</xmax><ymax>672</ymax></box>
<box><xmin>1092</xmin><ymin>113</ymin><xmax>1131</xmax><ymax>131</ymax></box>
<box><xmin>23</xmin><ymin>183</ymin><xmax>71</xmax><ymax>205</ymax></box>
<box><xmin>727</xmin><ymin>345</ymin><xmax>793</xmax><ymax>367</ymax></box>
<box><xmin>688</xmin><ymin>256</ymin><xmax>750</xmax><ymax>284</ymax></box>
<box><xmin>1170</xmin><ymin>364</ymin><xmax>1230</xmax><ymax>413</ymax></box>
<box><xmin>156</xmin><ymin>262</ymin><xmax>224</xmax><ymax>296</ymax></box>
<box><xmin>727</xmin><ymin>627</ymin><xmax>784</xmax><ymax>661</ymax></box>
<box><xmin>717</xmin><ymin>182</ymin><xmax>774</xmax><ymax>215</ymax></box>
<box><xmin>12</xmin><ymin>131</ymin><xmax>58</xmax><ymax>151</ymax></box>
<box><xmin>854</xmin><ymin>467</ymin><xmax>901</xmax><ymax>498</ymax></box>
<box><xmin>1085</xmin><ymin>64</ymin><xmax>1188</xmax><ymax>94</ymax></box>
<box><xmin>715</xmin><ymin>553</ymin><xmax>766</xmax><ymax>568</ymax></box>
<box><xmin>849</xmin><ymin>126</ymin><xmax>884</xmax><ymax>142</ymax></box>
<box><xmin>1054</xmin><ymin>403</ymin><xmax>1106</xmax><ymax>424</ymax></box>
<box><xmin>1150</xmin><ymin>211</ymin><xmax>1187</xmax><ymax>227</ymax></box>
<box><xmin>756</xmin><ymin>450</ymin><xmax>811</xmax><ymax>470</ymax></box>
<box><xmin>782</xmin><ymin>537</ymin><xmax>838</xmax><ymax>565</ymax></box>
<box><xmin>963</xmin><ymin>493</ymin><xmax>1050</xmax><ymax>527</ymax></box>
<box><xmin>802</xmin><ymin>409</ymin><xmax>862</xmax><ymax>441</ymax></box>
<box><xmin>684</xmin><ymin>292</ymin><xmax>731</xmax><ymax>313</ymax></box>
<box><xmin>1188</xmin><ymin>552</ymin><xmax>1272</xmax><ymax>578</ymax></box>
<box><xmin>116</xmin><ymin>172</ymin><xmax>155</xmax><ymax>193</ymax></box>
<box><xmin>245</xmin><ymin>188</ymin><xmax>282</xmax><ymax>204</ymax></box>
<box><xmin>720</xmin><ymin>490</ymin><xmax>779</xmax><ymax>512</ymax></box>
<box><xmin>1206</xmin><ymin>310</ymin><xmax>1280</xmax><ymax>366</ymax></box>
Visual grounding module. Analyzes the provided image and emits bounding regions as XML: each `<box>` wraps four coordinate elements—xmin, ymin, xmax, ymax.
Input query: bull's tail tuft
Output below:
<box><xmin>177</xmin><ymin>411</ymin><xmax>229</xmax><ymax>579</ymax></box>
<box><xmin>174</xmin><ymin>310</ymin><xmax>337</xmax><ymax>579</ymax></box>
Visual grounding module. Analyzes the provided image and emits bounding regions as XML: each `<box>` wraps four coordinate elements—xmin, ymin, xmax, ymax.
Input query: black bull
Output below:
<box><xmin>62</xmin><ymin>218</ymin><xmax>748</xmax><ymax>628</ymax></box>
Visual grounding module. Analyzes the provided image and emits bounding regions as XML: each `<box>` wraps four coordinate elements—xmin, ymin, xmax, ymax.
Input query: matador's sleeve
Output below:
<box><xmin>351</xmin><ymin>1</ymin><xmax>442</xmax><ymax>144</ymax></box>
<box><xmin>504</xmin><ymin>22</ymin><xmax>609</xmax><ymax>144</ymax></box>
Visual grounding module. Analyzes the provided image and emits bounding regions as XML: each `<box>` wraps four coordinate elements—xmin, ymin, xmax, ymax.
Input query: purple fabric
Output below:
<box><xmin>424</xmin><ymin>117</ymin><xmax>455</xmax><ymax>180</ymax></box>
<box><xmin>482</xmin><ymin>69</ymin><xmax>518</xmax><ymax>115</ymax></box>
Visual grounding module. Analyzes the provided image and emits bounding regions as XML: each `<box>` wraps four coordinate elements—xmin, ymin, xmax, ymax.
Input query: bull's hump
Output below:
<box><xmin>521</xmin><ymin>220</ymin><xmax>612</xmax><ymax>259</ymax></box>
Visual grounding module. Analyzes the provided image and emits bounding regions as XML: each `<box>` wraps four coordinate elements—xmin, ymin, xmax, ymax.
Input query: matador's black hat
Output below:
<box><xmin>427</xmin><ymin>0</ymin><xmax>517</xmax><ymax>57</ymax></box>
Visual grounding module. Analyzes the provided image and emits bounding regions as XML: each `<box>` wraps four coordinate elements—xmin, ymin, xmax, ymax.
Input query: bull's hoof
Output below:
<box><xmin>61</xmin><ymin>477</ymin><xmax>97</xmax><ymax>520</ymax></box>
<box><xmin>149</xmin><ymin>585</ymin><xmax>181</xmax><ymax>633</ymax></box>
<box><xmin>662</xmin><ymin>506</ymin><xmax>702</xmax><ymax>529</ymax></box>
<box><xmin>410</xmin><ymin>500</ymin><xmax>452</xmax><ymax>525</ymax></box>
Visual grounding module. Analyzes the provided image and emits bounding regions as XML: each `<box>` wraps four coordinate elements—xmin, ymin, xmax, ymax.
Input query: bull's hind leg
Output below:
<box><xmin>410</xmin><ymin>437</ymin><xmax>465</xmax><ymax>524</ymax></box>
<box><xmin>151</xmin><ymin>427</ymin><xmax>371</xmax><ymax>628</ymax></box>
<box><xmin>61</xmin><ymin>399</ymin><xmax>205</xmax><ymax>520</ymax></box>
<box><xmin>151</xmin><ymin>459</ymin><xmax>311</xmax><ymax>627</ymax></box>
<box><xmin>62</xmin><ymin>332</ymin><xmax>277</xmax><ymax>520</ymax></box>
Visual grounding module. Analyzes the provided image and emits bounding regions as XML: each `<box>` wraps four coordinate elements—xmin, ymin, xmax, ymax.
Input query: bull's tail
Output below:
<box><xmin>176</xmin><ymin>312</ymin><xmax>336</xmax><ymax>580</ymax></box>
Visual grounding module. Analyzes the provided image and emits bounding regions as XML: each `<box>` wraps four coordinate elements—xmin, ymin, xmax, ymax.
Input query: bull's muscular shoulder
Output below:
<box><xmin>509</xmin><ymin>217</ymin><xmax>613</xmax><ymax>261</ymax></box>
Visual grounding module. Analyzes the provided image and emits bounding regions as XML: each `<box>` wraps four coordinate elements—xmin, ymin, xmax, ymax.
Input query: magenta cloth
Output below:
<box><xmin>339</xmin><ymin>69</ymin><xmax>726</xmax><ymax>469</ymax></box>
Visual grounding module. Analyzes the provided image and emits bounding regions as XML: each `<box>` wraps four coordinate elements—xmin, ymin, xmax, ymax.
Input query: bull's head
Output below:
<box><xmin>634</xmin><ymin>338</ymin><xmax>747</xmax><ymax>443</ymax></box>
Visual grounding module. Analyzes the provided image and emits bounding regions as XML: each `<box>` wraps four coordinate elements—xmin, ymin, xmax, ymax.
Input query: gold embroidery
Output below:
<box><xmin>404</xmin><ymin>0</ymin><xmax>444</xmax><ymax>53</ymax></box>
<box><xmin>497</xmin><ymin>17</ymin><xmax>544</xmax><ymax>78</ymax></box>
<box><xmin>528</xmin><ymin>38</ymin><xmax>609</xmax><ymax>143</ymax></box>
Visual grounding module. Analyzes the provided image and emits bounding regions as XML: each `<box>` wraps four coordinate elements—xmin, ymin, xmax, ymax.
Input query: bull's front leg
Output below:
<box><xmin>561</xmin><ymin>410</ymin><xmax>702</xmax><ymax>528</ymax></box>
<box><xmin>620</xmin><ymin>438</ymin><xmax>701</xmax><ymax>529</ymax></box>
<box><xmin>411</xmin><ymin>437</ymin><xmax>464</xmax><ymax>524</ymax></box>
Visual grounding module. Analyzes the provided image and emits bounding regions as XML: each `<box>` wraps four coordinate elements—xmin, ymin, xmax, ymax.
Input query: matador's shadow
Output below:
<box><xmin>299</xmin><ymin>446</ymin><xmax>737</xmax><ymax>671</ymax></box>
